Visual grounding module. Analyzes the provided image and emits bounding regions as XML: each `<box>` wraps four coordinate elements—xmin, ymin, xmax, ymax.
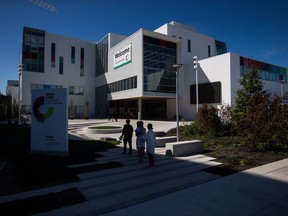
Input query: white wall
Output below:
<box><xmin>21</xmin><ymin>31</ymin><xmax>96</xmax><ymax>116</ymax></box>
<box><xmin>155</xmin><ymin>21</ymin><xmax>218</xmax><ymax>64</ymax></box>
<box><xmin>105</xmin><ymin>29</ymin><xmax>144</xmax><ymax>100</ymax></box>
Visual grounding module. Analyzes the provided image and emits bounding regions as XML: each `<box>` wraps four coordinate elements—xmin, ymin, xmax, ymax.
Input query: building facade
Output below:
<box><xmin>7</xmin><ymin>21</ymin><xmax>288</xmax><ymax>120</ymax></box>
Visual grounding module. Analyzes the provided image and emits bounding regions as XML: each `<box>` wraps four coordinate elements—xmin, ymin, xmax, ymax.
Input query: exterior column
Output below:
<box><xmin>138</xmin><ymin>98</ymin><xmax>142</xmax><ymax>120</ymax></box>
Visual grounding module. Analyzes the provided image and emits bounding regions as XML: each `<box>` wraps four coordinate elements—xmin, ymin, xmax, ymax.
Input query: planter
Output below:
<box><xmin>83</xmin><ymin>126</ymin><xmax>122</xmax><ymax>134</ymax></box>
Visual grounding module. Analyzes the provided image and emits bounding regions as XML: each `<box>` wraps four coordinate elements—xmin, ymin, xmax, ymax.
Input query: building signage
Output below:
<box><xmin>113</xmin><ymin>44</ymin><xmax>132</xmax><ymax>69</ymax></box>
<box><xmin>31</xmin><ymin>88</ymin><xmax>68</xmax><ymax>154</ymax></box>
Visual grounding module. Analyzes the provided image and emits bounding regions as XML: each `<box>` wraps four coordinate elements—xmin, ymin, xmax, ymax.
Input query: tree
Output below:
<box><xmin>83</xmin><ymin>100</ymin><xmax>90</xmax><ymax>119</ymax></box>
<box><xmin>194</xmin><ymin>104</ymin><xmax>221</xmax><ymax>136</ymax></box>
<box><xmin>12</xmin><ymin>97</ymin><xmax>19</xmax><ymax>118</ymax></box>
<box><xmin>233</xmin><ymin>64</ymin><xmax>264</xmax><ymax>121</ymax></box>
<box><xmin>68</xmin><ymin>98</ymin><xmax>75</xmax><ymax>119</ymax></box>
<box><xmin>233</xmin><ymin>62</ymin><xmax>288</xmax><ymax>151</ymax></box>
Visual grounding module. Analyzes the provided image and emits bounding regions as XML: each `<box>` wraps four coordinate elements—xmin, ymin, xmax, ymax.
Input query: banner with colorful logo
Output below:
<box><xmin>31</xmin><ymin>88</ymin><xmax>68</xmax><ymax>154</ymax></box>
<box><xmin>113</xmin><ymin>44</ymin><xmax>132</xmax><ymax>69</ymax></box>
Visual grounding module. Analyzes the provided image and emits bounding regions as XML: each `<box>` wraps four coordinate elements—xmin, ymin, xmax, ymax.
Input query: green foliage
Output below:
<box><xmin>83</xmin><ymin>100</ymin><xmax>90</xmax><ymax>119</ymax></box>
<box><xmin>235</xmin><ymin>93</ymin><xmax>271</xmax><ymax>150</ymax></box>
<box><xmin>233</xmin><ymin>66</ymin><xmax>264</xmax><ymax>121</ymax></box>
<box><xmin>194</xmin><ymin>104</ymin><xmax>221</xmax><ymax>137</ymax></box>
<box><xmin>68</xmin><ymin>98</ymin><xmax>75</xmax><ymax>119</ymax></box>
<box><xmin>233</xmin><ymin>63</ymin><xmax>288</xmax><ymax>151</ymax></box>
<box><xmin>264</xmin><ymin>94</ymin><xmax>288</xmax><ymax>150</ymax></box>
<box><xmin>181</xmin><ymin>122</ymin><xmax>198</xmax><ymax>136</ymax></box>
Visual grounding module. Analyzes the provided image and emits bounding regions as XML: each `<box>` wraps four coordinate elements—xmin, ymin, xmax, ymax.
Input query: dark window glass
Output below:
<box><xmin>59</xmin><ymin>56</ymin><xmax>63</xmax><ymax>74</ymax></box>
<box><xmin>215</xmin><ymin>40</ymin><xmax>227</xmax><ymax>55</ymax></box>
<box><xmin>22</xmin><ymin>27</ymin><xmax>45</xmax><ymax>72</ymax></box>
<box><xmin>80</xmin><ymin>48</ymin><xmax>84</xmax><ymax>76</ymax></box>
<box><xmin>143</xmin><ymin>36</ymin><xmax>177</xmax><ymax>93</ymax></box>
<box><xmin>188</xmin><ymin>40</ymin><xmax>191</xmax><ymax>53</ymax></box>
<box><xmin>71</xmin><ymin>46</ymin><xmax>75</xmax><ymax>64</ymax></box>
<box><xmin>240</xmin><ymin>56</ymin><xmax>288</xmax><ymax>84</ymax></box>
<box><xmin>190</xmin><ymin>82</ymin><xmax>222</xmax><ymax>104</ymax></box>
<box><xmin>96</xmin><ymin>35</ymin><xmax>108</xmax><ymax>76</ymax></box>
<box><xmin>51</xmin><ymin>43</ymin><xmax>55</xmax><ymax>67</ymax></box>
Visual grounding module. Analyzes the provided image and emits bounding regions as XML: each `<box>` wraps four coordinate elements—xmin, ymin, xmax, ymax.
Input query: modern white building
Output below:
<box><xmin>7</xmin><ymin>21</ymin><xmax>288</xmax><ymax>120</ymax></box>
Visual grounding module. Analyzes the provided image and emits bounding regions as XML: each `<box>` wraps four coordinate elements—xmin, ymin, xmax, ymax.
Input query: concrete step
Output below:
<box><xmin>35</xmin><ymin>148</ymin><xmax>222</xmax><ymax>216</ymax></box>
<box><xmin>36</xmin><ymin>170</ymin><xmax>219</xmax><ymax>216</ymax></box>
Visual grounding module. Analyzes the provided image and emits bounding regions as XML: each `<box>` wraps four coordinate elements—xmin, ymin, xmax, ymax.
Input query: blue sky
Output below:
<box><xmin>0</xmin><ymin>0</ymin><xmax>287</xmax><ymax>94</ymax></box>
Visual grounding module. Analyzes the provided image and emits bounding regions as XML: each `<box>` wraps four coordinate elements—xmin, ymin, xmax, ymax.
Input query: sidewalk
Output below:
<box><xmin>100</xmin><ymin>158</ymin><xmax>288</xmax><ymax>216</ymax></box>
<box><xmin>53</xmin><ymin>119</ymin><xmax>288</xmax><ymax>215</ymax></box>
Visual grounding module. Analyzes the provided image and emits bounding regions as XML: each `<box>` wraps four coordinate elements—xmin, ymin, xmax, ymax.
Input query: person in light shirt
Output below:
<box><xmin>144</xmin><ymin>123</ymin><xmax>156</xmax><ymax>167</ymax></box>
<box><xmin>135</xmin><ymin>121</ymin><xmax>146</xmax><ymax>162</ymax></box>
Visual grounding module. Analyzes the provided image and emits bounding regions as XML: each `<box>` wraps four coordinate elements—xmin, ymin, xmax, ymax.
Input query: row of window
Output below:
<box><xmin>240</xmin><ymin>57</ymin><xmax>288</xmax><ymax>84</ymax></box>
<box><xmin>31</xmin><ymin>84</ymin><xmax>62</xmax><ymax>91</ymax></box>
<box><xmin>108</xmin><ymin>76</ymin><xmax>137</xmax><ymax>93</ymax></box>
<box><xmin>241</xmin><ymin>67</ymin><xmax>287</xmax><ymax>83</ymax></box>
<box><xmin>30</xmin><ymin>84</ymin><xmax>84</xmax><ymax>95</ymax></box>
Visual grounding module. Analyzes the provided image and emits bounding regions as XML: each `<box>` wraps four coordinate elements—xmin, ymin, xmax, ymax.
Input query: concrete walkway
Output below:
<box><xmin>0</xmin><ymin>119</ymin><xmax>287</xmax><ymax>215</ymax></box>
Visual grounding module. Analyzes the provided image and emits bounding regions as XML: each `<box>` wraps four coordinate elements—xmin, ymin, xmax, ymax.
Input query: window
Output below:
<box><xmin>59</xmin><ymin>56</ymin><xmax>63</xmax><ymax>74</ymax></box>
<box><xmin>240</xmin><ymin>56</ymin><xmax>288</xmax><ymax>84</ymax></box>
<box><xmin>69</xmin><ymin>86</ymin><xmax>84</xmax><ymax>95</ymax></box>
<box><xmin>108</xmin><ymin>76</ymin><xmax>137</xmax><ymax>93</ymax></box>
<box><xmin>188</xmin><ymin>40</ymin><xmax>191</xmax><ymax>53</ymax></box>
<box><xmin>208</xmin><ymin>45</ymin><xmax>211</xmax><ymax>57</ymax></box>
<box><xmin>51</xmin><ymin>43</ymin><xmax>55</xmax><ymax>67</ymax></box>
<box><xmin>71</xmin><ymin>46</ymin><xmax>75</xmax><ymax>64</ymax></box>
<box><xmin>80</xmin><ymin>48</ymin><xmax>84</xmax><ymax>76</ymax></box>
<box><xmin>96</xmin><ymin>35</ymin><xmax>108</xmax><ymax>76</ymax></box>
<box><xmin>190</xmin><ymin>82</ymin><xmax>222</xmax><ymax>104</ymax></box>
<box><xmin>22</xmin><ymin>27</ymin><xmax>45</xmax><ymax>72</ymax></box>
<box><xmin>51</xmin><ymin>44</ymin><xmax>55</xmax><ymax>66</ymax></box>
<box><xmin>215</xmin><ymin>40</ymin><xmax>227</xmax><ymax>55</ymax></box>
<box><xmin>143</xmin><ymin>35</ymin><xmax>177</xmax><ymax>93</ymax></box>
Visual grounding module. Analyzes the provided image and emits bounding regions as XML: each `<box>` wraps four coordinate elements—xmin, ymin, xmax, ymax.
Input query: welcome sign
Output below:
<box><xmin>113</xmin><ymin>44</ymin><xmax>132</xmax><ymax>69</ymax></box>
<box><xmin>31</xmin><ymin>88</ymin><xmax>68</xmax><ymax>154</ymax></box>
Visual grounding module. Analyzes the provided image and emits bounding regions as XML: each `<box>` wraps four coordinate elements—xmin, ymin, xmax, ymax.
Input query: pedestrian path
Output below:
<box><xmin>34</xmin><ymin>147</ymin><xmax>222</xmax><ymax>215</ymax></box>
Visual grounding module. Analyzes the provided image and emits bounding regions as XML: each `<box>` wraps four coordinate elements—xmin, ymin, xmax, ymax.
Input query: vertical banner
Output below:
<box><xmin>31</xmin><ymin>88</ymin><xmax>68</xmax><ymax>154</ymax></box>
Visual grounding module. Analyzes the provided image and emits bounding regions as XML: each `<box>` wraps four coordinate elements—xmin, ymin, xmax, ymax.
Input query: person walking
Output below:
<box><xmin>121</xmin><ymin>119</ymin><xmax>133</xmax><ymax>154</ymax></box>
<box><xmin>135</xmin><ymin>121</ymin><xmax>146</xmax><ymax>162</ymax></box>
<box><xmin>144</xmin><ymin>123</ymin><xmax>156</xmax><ymax>167</ymax></box>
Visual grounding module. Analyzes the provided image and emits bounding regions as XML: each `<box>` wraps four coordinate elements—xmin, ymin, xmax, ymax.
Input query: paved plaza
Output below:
<box><xmin>0</xmin><ymin>119</ymin><xmax>287</xmax><ymax>215</ymax></box>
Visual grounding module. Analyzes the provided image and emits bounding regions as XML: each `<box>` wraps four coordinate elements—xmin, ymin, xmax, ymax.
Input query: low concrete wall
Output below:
<box><xmin>154</xmin><ymin>131</ymin><xmax>165</xmax><ymax>137</ymax></box>
<box><xmin>165</xmin><ymin>140</ymin><xmax>203</xmax><ymax>157</ymax></box>
<box><xmin>156</xmin><ymin>136</ymin><xmax>177</xmax><ymax>147</ymax></box>
<box><xmin>83</xmin><ymin>127</ymin><xmax>122</xmax><ymax>134</ymax></box>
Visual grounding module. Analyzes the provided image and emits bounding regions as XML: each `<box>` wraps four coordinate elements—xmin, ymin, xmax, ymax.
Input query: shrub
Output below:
<box><xmin>194</xmin><ymin>104</ymin><xmax>221</xmax><ymax>136</ymax></box>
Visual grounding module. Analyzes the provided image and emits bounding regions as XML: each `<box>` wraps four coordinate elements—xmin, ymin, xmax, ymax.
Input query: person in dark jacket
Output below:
<box><xmin>121</xmin><ymin>119</ymin><xmax>133</xmax><ymax>154</ymax></box>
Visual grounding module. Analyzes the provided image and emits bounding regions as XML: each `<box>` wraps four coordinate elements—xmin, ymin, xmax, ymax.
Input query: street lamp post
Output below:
<box><xmin>172</xmin><ymin>64</ymin><xmax>183</xmax><ymax>142</ymax></box>
<box><xmin>18</xmin><ymin>64</ymin><xmax>23</xmax><ymax>125</ymax></box>
<box><xmin>193</xmin><ymin>56</ymin><xmax>198</xmax><ymax>113</ymax></box>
